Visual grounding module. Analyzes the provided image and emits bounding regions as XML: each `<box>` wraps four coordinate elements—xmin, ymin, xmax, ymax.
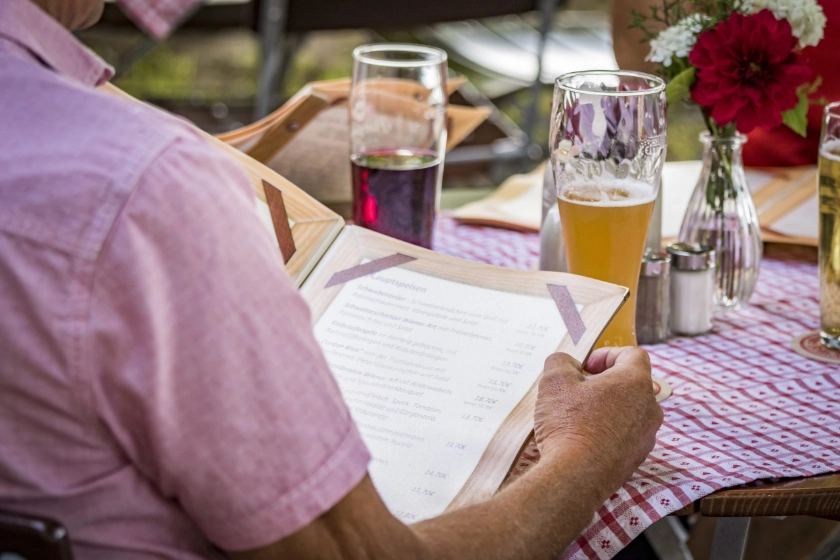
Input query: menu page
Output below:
<box><xmin>312</xmin><ymin>266</ymin><xmax>569</xmax><ymax>522</ymax></box>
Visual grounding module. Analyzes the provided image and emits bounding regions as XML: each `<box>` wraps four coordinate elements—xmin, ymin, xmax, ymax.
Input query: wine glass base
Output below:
<box><xmin>820</xmin><ymin>331</ymin><xmax>840</xmax><ymax>351</ymax></box>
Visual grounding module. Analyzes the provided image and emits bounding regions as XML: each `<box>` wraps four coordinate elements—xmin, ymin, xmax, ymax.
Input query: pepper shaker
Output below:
<box><xmin>667</xmin><ymin>242</ymin><xmax>716</xmax><ymax>336</ymax></box>
<box><xmin>635</xmin><ymin>251</ymin><xmax>671</xmax><ymax>344</ymax></box>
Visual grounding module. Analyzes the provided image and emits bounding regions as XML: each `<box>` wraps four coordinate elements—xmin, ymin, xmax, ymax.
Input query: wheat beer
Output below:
<box><xmin>558</xmin><ymin>179</ymin><xmax>656</xmax><ymax>347</ymax></box>
<box><xmin>819</xmin><ymin>140</ymin><xmax>840</xmax><ymax>349</ymax></box>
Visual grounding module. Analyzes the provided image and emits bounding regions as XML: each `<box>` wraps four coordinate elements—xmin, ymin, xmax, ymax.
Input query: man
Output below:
<box><xmin>0</xmin><ymin>0</ymin><xmax>663</xmax><ymax>558</ymax></box>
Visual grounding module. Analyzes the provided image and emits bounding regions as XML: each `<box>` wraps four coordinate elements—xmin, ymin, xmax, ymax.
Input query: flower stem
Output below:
<box><xmin>702</xmin><ymin>115</ymin><xmax>735</xmax><ymax>216</ymax></box>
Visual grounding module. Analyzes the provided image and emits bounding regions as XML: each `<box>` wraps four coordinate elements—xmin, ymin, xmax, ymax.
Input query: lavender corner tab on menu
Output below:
<box><xmin>546</xmin><ymin>284</ymin><xmax>586</xmax><ymax>345</ymax></box>
<box><xmin>325</xmin><ymin>254</ymin><xmax>418</xmax><ymax>288</ymax></box>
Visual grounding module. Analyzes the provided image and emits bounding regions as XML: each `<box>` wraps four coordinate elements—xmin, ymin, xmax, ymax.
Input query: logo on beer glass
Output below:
<box><xmin>551</xmin><ymin>94</ymin><xmax>665</xmax><ymax>190</ymax></box>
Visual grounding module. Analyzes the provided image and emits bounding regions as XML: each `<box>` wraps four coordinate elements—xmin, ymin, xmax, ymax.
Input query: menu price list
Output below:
<box><xmin>313</xmin><ymin>267</ymin><xmax>569</xmax><ymax>521</ymax></box>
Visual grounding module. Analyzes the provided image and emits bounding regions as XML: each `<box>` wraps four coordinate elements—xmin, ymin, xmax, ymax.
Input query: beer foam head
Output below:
<box><xmin>559</xmin><ymin>178</ymin><xmax>656</xmax><ymax>207</ymax></box>
<box><xmin>821</xmin><ymin>139</ymin><xmax>840</xmax><ymax>162</ymax></box>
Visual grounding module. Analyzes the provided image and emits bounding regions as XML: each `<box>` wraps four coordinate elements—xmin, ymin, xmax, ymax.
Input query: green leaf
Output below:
<box><xmin>782</xmin><ymin>88</ymin><xmax>810</xmax><ymax>138</ymax></box>
<box><xmin>665</xmin><ymin>67</ymin><xmax>696</xmax><ymax>105</ymax></box>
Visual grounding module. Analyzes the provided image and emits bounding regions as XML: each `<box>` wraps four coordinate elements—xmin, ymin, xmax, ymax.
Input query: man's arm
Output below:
<box><xmin>230</xmin><ymin>347</ymin><xmax>663</xmax><ymax>560</ymax></box>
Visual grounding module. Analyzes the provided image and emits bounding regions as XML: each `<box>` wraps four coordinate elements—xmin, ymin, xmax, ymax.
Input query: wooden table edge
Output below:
<box><xmin>668</xmin><ymin>471</ymin><xmax>840</xmax><ymax>518</ymax></box>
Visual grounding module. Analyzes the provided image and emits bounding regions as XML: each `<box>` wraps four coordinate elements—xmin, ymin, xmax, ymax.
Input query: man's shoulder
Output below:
<box><xmin>0</xmin><ymin>61</ymin><xmax>214</xmax><ymax>260</ymax></box>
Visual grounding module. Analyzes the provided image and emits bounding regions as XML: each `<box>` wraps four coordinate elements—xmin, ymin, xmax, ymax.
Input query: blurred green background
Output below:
<box><xmin>78</xmin><ymin>0</ymin><xmax>706</xmax><ymax>200</ymax></box>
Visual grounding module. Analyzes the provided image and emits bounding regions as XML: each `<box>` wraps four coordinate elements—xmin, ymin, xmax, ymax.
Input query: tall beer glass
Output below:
<box><xmin>550</xmin><ymin>71</ymin><xmax>666</xmax><ymax>348</ymax></box>
<box><xmin>819</xmin><ymin>102</ymin><xmax>840</xmax><ymax>350</ymax></box>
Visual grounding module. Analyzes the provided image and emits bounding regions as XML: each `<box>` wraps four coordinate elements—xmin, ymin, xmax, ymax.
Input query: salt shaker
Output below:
<box><xmin>667</xmin><ymin>242</ymin><xmax>716</xmax><ymax>336</ymax></box>
<box><xmin>635</xmin><ymin>251</ymin><xmax>671</xmax><ymax>344</ymax></box>
<box><xmin>539</xmin><ymin>206</ymin><xmax>567</xmax><ymax>272</ymax></box>
<box><xmin>539</xmin><ymin>162</ymin><xmax>567</xmax><ymax>272</ymax></box>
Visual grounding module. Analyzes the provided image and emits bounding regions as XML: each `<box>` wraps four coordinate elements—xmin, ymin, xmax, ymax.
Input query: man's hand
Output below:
<box><xmin>533</xmin><ymin>347</ymin><xmax>663</xmax><ymax>492</ymax></box>
<box><xmin>230</xmin><ymin>347</ymin><xmax>663</xmax><ymax>560</ymax></box>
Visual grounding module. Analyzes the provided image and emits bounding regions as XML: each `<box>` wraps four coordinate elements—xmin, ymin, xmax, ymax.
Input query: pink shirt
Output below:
<box><xmin>0</xmin><ymin>1</ymin><xmax>370</xmax><ymax>557</ymax></box>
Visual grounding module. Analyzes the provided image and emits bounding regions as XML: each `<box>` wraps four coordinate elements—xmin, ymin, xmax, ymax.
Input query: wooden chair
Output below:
<box><xmin>648</xmin><ymin>473</ymin><xmax>840</xmax><ymax>560</ymax></box>
<box><xmin>0</xmin><ymin>510</ymin><xmax>73</xmax><ymax>560</ymax></box>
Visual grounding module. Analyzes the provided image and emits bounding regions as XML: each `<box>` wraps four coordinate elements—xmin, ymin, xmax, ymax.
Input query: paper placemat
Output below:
<box><xmin>661</xmin><ymin>161</ymin><xmax>817</xmax><ymax>244</ymax></box>
<box><xmin>453</xmin><ymin>161</ymin><xmax>817</xmax><ymax>245</ymax></box>
<box><xmin>451</xmin><ymin>164</ymin><xmax>545</xmax><ymax>232</ymax></box>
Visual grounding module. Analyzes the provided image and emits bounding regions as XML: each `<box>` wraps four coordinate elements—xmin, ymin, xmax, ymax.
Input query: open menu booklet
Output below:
<box><xmin>100</xmin><ymin>84</ymin><xmax>628</xmax><ymax>523</ymax></box>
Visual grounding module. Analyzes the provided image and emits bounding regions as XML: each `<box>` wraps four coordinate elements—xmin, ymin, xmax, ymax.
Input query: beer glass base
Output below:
<box><xmin>820</xmin><ymin>331</ymin><xmax>840</xmax><ymax>351</ymax></box>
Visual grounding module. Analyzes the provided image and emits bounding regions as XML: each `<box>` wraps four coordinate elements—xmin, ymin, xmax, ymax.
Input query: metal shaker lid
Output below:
<box><xmin>640</xmin><ymin>251</ymin><xmax>671</xmax><ymax>277</ymax></box>
<box><xmin>666</xmin><ymin>242</ymin><xmax>716</xmax><ymax>271</ymax></box>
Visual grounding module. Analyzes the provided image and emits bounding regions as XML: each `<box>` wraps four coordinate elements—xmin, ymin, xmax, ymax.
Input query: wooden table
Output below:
<box><xmin>631</xmin><ymin>243</ymin><xmax>837</xmax><ymax>559</ymax></box>
<box><xmin>662</xmin><ymin>469</ymin><xmax>840</xmax><ymax>560</ymax></box>
<box><xmin>674</xmin><ymin>471</ymin><xmax>840</xmax><ymax>518</ymax></box>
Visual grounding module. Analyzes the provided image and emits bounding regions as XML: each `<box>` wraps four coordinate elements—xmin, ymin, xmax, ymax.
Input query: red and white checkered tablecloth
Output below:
<box><xmin>434</xmin><ymin>213</ymin><xmax>840</xmax><ymax>560</ymax></box>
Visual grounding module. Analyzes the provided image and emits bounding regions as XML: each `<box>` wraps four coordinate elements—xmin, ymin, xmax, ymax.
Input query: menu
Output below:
<box><xmin>312</xmin><ymin>265</ymin><xmax>570</xmax><ymax>522</ymax></box>
<box><xmin>271</xmin><ymin>105</ymin><xmax>353</xmax><ymax>212</ymax></box>
<box><xmin>97</xmin><ymin>85</ymin><xmax>625</xmax><ymax>514</ymax></box>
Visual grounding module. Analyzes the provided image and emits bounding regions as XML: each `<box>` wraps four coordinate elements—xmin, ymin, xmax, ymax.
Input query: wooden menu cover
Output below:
<box><xmin>752</xmin><ymin>165</ymin><xmax>818</xmax><ymax>246</ymax></box>
<box><xmin>98</xmin><ymin>83</ymin><xmax>627</xmax><ymax>517</ymax></box>
<box><xmin>215</xmin><ymin>76</ymin><xmax>475</xmax><ymax>156</ymax></box>
<box><xmin>216</xmin><ymin>78</ymin><xmax>491</xmax><ymax>216</ymax></box>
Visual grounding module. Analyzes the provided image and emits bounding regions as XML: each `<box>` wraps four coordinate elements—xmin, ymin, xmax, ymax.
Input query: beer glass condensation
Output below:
<box><xmin>350</xmin><ymin>44</ymin><xmax>448</xmax><ymax>249</ymax></box>
<box><xmin>819</xmin><ymin>102</ymin><xmax>840</xmax><ymax>350</ymax></box>
<box><xmin>549</xmin><ymin>71</ymin><xmax>667</xmax><ymax>348</ymax></box>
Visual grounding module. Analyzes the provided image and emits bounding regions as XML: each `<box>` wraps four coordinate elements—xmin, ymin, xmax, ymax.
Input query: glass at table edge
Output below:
<box><xmin>819</xmin><ymin>101</ymin><xmax>840</xmax><ymax>350</ymax></box>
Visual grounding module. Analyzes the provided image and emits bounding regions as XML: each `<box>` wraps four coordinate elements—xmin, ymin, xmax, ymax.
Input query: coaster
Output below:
<box><xmin>652</xmin><ymin>376</ymin><xmax>672</xmax><ymax>403</ymax></box>
<box><xmin>792</xmin><ymin>330</ymin><xmax>840</xmax><ymax>365</ymax></box>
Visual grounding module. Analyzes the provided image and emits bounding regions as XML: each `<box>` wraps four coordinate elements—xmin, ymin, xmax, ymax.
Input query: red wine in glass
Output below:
<box><xmin>351</xmin><ymin>148</ymin><xmax>441</xmax><ymax>248</ymax></box>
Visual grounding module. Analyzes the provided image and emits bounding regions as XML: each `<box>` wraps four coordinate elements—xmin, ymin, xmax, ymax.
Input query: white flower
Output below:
<box><xmin>743</xmin><ymin>0</ymin><xmax>827</xmax><ymax>48</ymax></box>
<box><xmin>646</xmin><ymin>14</ymin><xmax>711</xmax><ymax>68</ymax></box>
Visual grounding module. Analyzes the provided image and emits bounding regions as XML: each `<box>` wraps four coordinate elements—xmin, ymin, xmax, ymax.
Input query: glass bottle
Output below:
<box><xmin>678</xmin><ymin>132</ymin><xmax>762</xmax><ymax>312</ymax></box>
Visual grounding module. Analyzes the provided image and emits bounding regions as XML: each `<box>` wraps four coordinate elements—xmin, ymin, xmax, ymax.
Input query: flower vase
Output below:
<box><xmin>678</xmin><ymin>132</ymin><xmax>762</xmax><ymax>312</ymax></box>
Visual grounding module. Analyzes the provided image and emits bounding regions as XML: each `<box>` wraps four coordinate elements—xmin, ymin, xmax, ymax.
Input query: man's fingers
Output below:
<box><xmin>542</xmin><ymin>352</ymin><xmax>585</xmax><ymax>381</ymax></box>
<box><xmin>584</xmin><ymin>346</ymin><xmax>651</xmax><ymax>376</ymax></box>
<box><xmin>583</xmin><ymin>347</ymin><xmax>623</xmax><ymax>374</ymax></box>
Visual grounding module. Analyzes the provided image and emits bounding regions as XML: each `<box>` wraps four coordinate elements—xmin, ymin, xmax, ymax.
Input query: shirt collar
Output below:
<box><xmin>0</xmin><ymin>0</ymin><xmax>114</xmax><ymax>88</ymax></box>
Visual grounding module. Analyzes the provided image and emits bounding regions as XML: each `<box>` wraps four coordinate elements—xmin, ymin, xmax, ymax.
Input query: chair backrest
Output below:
<box><xmin>100</xmin><ymin>0</ymin><xmax>539</xmax><ymax>32</ymax></box>
<box><xmin>0</xmin><ymin>510</ymin><xmax>73</xmax><ymax>560</ymax></box>
<box><xmin>285</xmin><ymin>0</ymin><xmax>539</xmax><ymax>32</ymax></box>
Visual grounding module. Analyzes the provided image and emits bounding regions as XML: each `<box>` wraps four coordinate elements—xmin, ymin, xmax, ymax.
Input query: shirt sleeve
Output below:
<box><xmin>86</xmin><ymin>134</ymin><xmax>370</xmax><ymax>551</ymax></box>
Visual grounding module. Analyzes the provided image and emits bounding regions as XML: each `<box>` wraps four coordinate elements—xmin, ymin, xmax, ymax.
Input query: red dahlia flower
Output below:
<box><xmin>689</xmin><ymin>9</ymin><xmax>813</xmax><ymax>134</ymax></box>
